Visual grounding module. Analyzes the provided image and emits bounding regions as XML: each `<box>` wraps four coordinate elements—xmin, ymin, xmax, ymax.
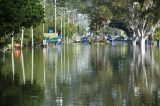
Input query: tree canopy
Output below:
<box><xmin>61</xmin><ymin>0</ymin><xmax>160</xmax><ymax>45</ymax></box>
<box><xmin>0</xmin><ymin>0</ymin><xmax>44</xmax><ymax>36</ymax></box>
<box><xmin>1</xmin><ymin>0</ymin><xmax>160</xmax><ymax>46</ymax></box>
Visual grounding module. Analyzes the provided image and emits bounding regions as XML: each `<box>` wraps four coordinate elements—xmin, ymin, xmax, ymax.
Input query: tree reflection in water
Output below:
<box><xmin>129</xmin><ymin>46</ymin><xmax>160</xmax><ymax>106</ymax></box>
<box><xmin>1</xmin><ymin>45</ymin><xmax>160</xmax><ymax>106</ymax></box>
<box><xmin>0</xmin><ymin>49</ymin><xmax>44</xmax><ymax>106</ymax></box>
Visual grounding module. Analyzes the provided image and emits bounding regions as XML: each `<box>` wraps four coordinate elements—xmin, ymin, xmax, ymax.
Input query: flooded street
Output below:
<box><xmin>0</xmin><ymin>43</ymin><xmax>160</xmax><ymax>106</ymax></box>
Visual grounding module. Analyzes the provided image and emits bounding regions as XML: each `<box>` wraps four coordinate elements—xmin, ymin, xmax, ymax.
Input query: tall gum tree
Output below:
<box><xmin>46</xmin><ymin>0</ymin><xmax>160</xmax><ymax>48</ymax></box>
<box><xmin>127</xmin><ymin>0</ymin><xmax>160</xmax><ymax>47</ymax></box>
<box><xmin>72</xmin><ymin>0</ymin><xmax>160</xmax><ymax>47</ymax></box>
<box><xmin>107</xmin><ymin>0</ymin><xmax>160</xmax><ymax>47</ymax></box>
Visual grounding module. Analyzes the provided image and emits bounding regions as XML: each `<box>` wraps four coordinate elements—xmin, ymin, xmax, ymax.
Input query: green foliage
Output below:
<box><xmin>154</xmin><ymin>27</ymin><xmax>160</xmax><ymax>40</ymax></box>
<box><xmin>73</xmin><ymin>0</ymin><xmax>160</xmax><ymax>38</ymax></box>
<box><xmin>88</xmin><ymin>5</ymin><xmax>112</xmax><ymax>33</ymax></box>
<box><xmin>109</xmin><ymin>19</ymin><xmax>133</xmax><ymax>37</ymax></box>
<box><xmin>65</xmin><ymin>23</ymin><xmax>76</xmax><ymax>37</ymax></box>
<box><xmin>21</xmin><ymin>0</ymin><xmax>45</xmax><ymax>28</ymax></box>
<box><xmin>0</xmin><ymin>0</ymin><xmax>44</xmax><ymax>37</ymax></box>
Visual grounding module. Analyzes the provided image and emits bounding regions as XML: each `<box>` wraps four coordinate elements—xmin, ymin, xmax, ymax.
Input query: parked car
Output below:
<box><xmin>114</xmin><ymin>35</ymin><xmax>124</xmax><ymax>41</ymax></box>
<box><xmin>81</xmin><ymin>36</ymin><xmax>89</xmax><ymax>44</ymax></box>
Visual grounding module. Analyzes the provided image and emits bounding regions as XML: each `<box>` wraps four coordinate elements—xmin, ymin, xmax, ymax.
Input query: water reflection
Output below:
<box><xmin>0</xmin><ymin>49</ymin><xmax>44</xmax><ymax>106</ymax></box>
<box><xmin>12</xmin><ymin>50</ymin><xmax>15</xmax><ymax>81</ymax></box>
<box><xmin>1</xmin><ymin>44</ymin><xmax>160</xmax><ymax>105</ymax></box>
<box><xmin>43</xmin><ymin>48</ymin><xmax>47</xmax><ymax>86</ymax></box>
<box><xmin>21</xmin><ymin>50</ymin><xmax>26</xmax><ymax>84</ymax></box>
<box><xmin>31</xmin><ymin>48</ymin><xmax>34</xmax><ymax>84</ymax></box>
<box><xmin>129</xmin><ymin>46</ymin><xmax>160</xmax><ymax>106</ymax></box>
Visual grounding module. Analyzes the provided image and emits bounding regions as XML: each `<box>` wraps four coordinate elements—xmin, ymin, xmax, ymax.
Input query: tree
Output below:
<box><xmin>128</xmin><ymin>0</ymin><xmax>160</xmax><ymax>46</ymax></box>
<box><xmin>67</xmin><ymin>0</ymin><xmax>160</xmax><ymax>47</ymax></box>
<box><xmin>88</xmin><ymin>5</ymin><xmax>112</xmax><ymax>33</ymax></box>
<box><xmin>98</xmin><ymin>0</ymin><xmax>160</xmax><ymax>46</ymax></box>
<box><xmin>21</xmin><ymin>0</ymin><xmax>44</xmax><ymax>28</ymax></box>
<box><xmin>0</xmin><ymin>0</ymin><xmax>44</xmax><ymax>39</ymax></box>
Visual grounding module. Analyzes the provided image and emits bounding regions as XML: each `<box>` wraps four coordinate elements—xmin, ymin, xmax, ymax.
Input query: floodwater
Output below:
<box><xmin>0</xmin><ymin>43</ymin><xmax>160</xmax><ymax>106</ymax></box>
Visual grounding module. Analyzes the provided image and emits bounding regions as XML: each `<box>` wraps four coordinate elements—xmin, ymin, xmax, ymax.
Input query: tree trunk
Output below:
<box><xmin>140</xmin><ymin>37</ymin><xmax>146</xmax><ymax>47</ymax></box>
<box><xmin>132</xmin><ymin>32</ymin><xmax>138</xmax><ymax>46</ymax></box>
<box><xmin>132</xmin><ymin>39</ymin><xmax>137</xmax><ymax>46</ymax></box>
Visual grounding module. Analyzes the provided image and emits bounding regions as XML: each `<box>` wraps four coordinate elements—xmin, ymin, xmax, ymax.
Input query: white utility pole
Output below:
<box><xmin>43</xmin><ymin>0</ymin><xmax>46</xmax><ymax>34</ymax></box>
<box><xmin>21</xmin><ymin>27</ymin><xmax>24</xmax><ymax>49</ymax></box>
<box><xmin>67</xmin><ymin>11</ymin><xmax>71</xmax><ymax>23</ymax></box>
<box><xmin>11</xmin><ymin>31</ymin><xmax>14</xmax><ymax>49</ymax></box>
<box><xmin>31</xmin><ymin>26</ymin><xmax>34</xmax><ymax>47</ymax></box>
<box><xmin>61</xmin><ymin>7</ymin><xmax>63</xmax><ymax>36</ymax></box>
<box><xmin>63</xmin><ymin>9</ymin><xmax>66</xmax><ymax>42</ymax></box>
<box><xmin>55</xmin><ymin>0</ymin><xmax>57</xmax><ymax>33</ymax></box>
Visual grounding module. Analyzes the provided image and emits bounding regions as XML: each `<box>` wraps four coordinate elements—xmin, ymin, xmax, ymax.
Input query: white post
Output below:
<box><xmin>63</xmin><ymin>9</ymin><xmax>65</xmax><ymax>43</ymax></box>
<box><xmin>55</xmin><ymin>0</ymin><xmax>57</xmax><ymax>33</ymax></box>
<box><xmin>43</xmin><ymin>0</ymin><xmax>46</xmax><ymax>34</ymax></box>
<box><xmin>31</xmin><ymin>26</ymin><xmax>34</xmax><ymax>47</ymax></box>
<box><xmin>67</xmin><ymin>11</ymin><xmax>71</xmax><ymax>44</ymax></box>
<box><xmin>11</xmin><ymin>31</ymin><xmax>14</xmax><ymax>49</ymax></box>
<box><xmin>11</xmin><ymin>37</ymin><xmax>14</xmax><ymax>49</ymax></box>
<box><xmin>21</xmin><ymin>27</ymin><xmax>24</xmax><ymax>49</ymax></box>
<box><xmin>61</xmin><ymin>8</ymin><xmax>63</xmax><ymax>36</ymax></box>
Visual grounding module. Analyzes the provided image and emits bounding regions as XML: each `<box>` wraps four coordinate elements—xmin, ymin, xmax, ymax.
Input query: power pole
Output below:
<box><xmin>55</xmin><ymin>0</ymin><xmax>57</xmax><ymax>33</ymax></box>
<box><xmin>43</xmin><ymin>0</ymin><xmax>46</xmax><ymax>34</ymax></box>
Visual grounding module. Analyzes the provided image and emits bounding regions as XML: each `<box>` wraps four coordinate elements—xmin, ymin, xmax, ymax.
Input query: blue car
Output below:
<box><xmin>81</xmin><ymin>37</ymin><xmax>89</xmax><ymax>44</ymax></box>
